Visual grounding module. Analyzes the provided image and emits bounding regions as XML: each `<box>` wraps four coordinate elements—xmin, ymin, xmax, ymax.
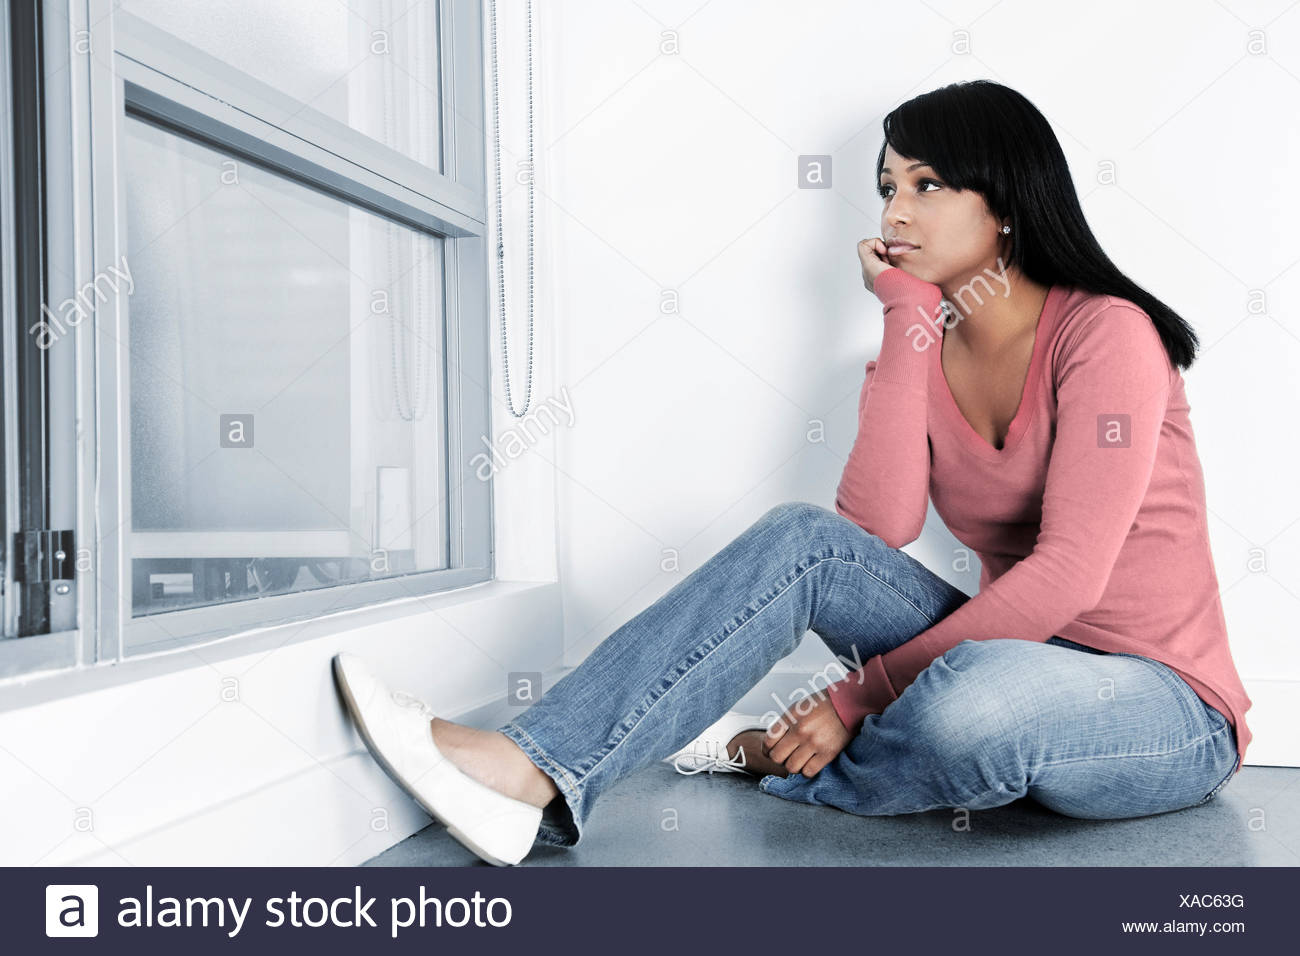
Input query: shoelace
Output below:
<box><xmin>672</xmin><ymin>741</ymin><xmax>749</xmax><ymax>775</ymax></box>
<box><xmin>391</xmin><ymin>690</ymin><xmax>435</xmax><ymax>720</ymax></box>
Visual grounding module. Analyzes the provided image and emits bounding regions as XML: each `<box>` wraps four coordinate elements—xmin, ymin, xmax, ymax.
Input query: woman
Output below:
<box><xmin>332</xmin><ymin>79</ymin><xmax>1251</xmax><ymax>867</ymax></box>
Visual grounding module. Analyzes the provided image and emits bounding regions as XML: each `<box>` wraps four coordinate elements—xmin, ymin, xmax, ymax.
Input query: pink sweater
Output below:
<box><xmin>825</xmin><ymin>266</ymin><xmax>1252</xmax><ymax>772</ymax></box>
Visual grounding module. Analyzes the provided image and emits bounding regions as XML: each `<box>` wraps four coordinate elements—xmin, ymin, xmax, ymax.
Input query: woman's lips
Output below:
<box><xmin>887</xmin><ymin>244</ymin><xmax>919</xmax><ymax>255</ymax></box>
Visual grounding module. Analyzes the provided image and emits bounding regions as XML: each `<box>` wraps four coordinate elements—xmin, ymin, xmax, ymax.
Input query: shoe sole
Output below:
<box><xmin>331</xmin><ymin>654</ymin><xmax>520</xmax><ymax>867</ymax></box>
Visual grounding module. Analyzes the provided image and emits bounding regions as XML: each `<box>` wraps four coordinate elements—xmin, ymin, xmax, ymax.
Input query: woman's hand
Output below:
<box><xmin>762</xmin><ymin>689</ymin><xmax>853</xmax><ymax>778</ymax></box>
<box><xmin>857</xmin><ymin>237</ymin><xmax>898</xmax><ymax>296</ymax></box>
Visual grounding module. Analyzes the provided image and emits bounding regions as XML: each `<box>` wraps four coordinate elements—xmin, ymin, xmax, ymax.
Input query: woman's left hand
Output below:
<box><xmin>763</xmin><ymin>689</ymin><xmax>854</xmax><ymax>778</ymax></box>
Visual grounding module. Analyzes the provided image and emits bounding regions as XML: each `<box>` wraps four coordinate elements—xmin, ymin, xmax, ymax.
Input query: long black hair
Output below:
<box><xmin>876</xmin><ymin>79</ymin><xmax>1198</xmax><ymax>370</ymax></box>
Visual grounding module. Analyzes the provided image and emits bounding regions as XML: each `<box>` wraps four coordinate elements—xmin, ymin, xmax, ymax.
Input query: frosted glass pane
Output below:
<box><xmin>120</xmin><ymin>0</ymin><xmax>442</xmax><ymax>170</ymax></box>
<box><xmin>123</xmin><ymin>113</ymin><xmax>448</xmax><ymax>616</ymax></box>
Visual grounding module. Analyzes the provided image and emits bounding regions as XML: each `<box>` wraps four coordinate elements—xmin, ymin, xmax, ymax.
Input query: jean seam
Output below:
<box><xmin>1199</xmin><ymin>761</ymin><xmax>1237</xmax><ymax>804</ymax></box>
<box><xmin>579</xmin><ymin>551</ymin><xmax>923</xmax><ymax>785</ymax></box>
<box><xmin>1036</xmin><ymin>720</ymin><xmax>1232</xmax><ymax>770</ymax></box>
<box><xmin>501</xmin><ymin>721</ymin><xmax>584</xmax><ymax>805</ymax></box>
<box><xmin>832</xmin><ymin>549</ymin><xmax>941</xmax><ymax>627</ymax></box>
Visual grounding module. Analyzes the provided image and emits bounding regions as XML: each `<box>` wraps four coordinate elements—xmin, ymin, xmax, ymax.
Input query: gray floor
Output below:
<box><xmin>363</xmin><ymin>673</ymin><xmax>1299</xmax><ymax>867</ymax></box>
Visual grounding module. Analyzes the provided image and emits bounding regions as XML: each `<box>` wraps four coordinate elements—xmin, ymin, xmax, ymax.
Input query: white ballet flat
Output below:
<box><xmin>332</xmin><ymin>652</ymin><xmax>543</xmax><ymax>866</ymax></box>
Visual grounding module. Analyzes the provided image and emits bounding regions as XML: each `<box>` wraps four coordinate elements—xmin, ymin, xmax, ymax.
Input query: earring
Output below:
<box><xmin>1001</xmin><ymin>225</ymin><xmax>1011</xmax><ymax>234</ymax></box>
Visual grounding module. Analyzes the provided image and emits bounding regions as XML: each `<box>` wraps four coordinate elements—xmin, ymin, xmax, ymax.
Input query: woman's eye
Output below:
<box><xmin>877</xmin><ymin>179</ymin><xmax>941</xmax><ymax>198</ymax></box>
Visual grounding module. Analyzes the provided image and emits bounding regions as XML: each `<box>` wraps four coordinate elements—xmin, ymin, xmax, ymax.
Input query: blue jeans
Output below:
<box><xmin>497</xmin><ymin>501</ymin><xmax>1240</xmax><ymax>847</ymax></box>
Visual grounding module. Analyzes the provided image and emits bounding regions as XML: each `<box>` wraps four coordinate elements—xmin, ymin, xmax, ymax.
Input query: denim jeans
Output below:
<box><xmin>497</xmin><ymin>501</ymin><xmax>1240</xmax><ymax>847</ymax></box>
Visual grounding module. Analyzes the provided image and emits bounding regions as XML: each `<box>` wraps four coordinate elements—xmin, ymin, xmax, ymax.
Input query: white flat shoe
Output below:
<box><xmin>332</xmin><ymin>652</ymin><xmax>543</xmax><ymax>866</ymax></box>
<box><xmin>664</xmin><ymin>711</ymin><xmax>770</xmax><ymax>775</ymax></box>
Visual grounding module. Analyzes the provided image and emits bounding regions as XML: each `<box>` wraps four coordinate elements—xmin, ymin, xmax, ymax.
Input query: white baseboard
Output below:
<box><xmin>57</xmin><ymin>674</ymin><xmax>564</xmax><ymax>868</ymax></box>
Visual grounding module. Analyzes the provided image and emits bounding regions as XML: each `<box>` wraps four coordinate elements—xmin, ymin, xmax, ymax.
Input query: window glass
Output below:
<box><xmin>123</xmin><ymin>113</ymin><xmax>448</xmax><ymax>616</ymax></box>
<box><xmin>120</xmin><ymin>0</ymin><xmax>442</xmax><ymax>170</ymax></box>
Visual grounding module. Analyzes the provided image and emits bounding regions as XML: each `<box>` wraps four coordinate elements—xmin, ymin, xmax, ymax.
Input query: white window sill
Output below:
<box><xmin>0</xmin><ymin>578</ymin><xmax>560</xmax><ymax>714</ymax></box>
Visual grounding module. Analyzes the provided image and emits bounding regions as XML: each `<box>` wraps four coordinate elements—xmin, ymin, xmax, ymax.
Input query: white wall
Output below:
<box><xmin>531</xmin><ymin>0</ymin><xmax>1298</xmax><ymax>765</ymax></box>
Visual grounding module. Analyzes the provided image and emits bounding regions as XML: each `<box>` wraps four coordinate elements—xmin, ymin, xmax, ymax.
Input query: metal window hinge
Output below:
<box><xmin>13</xmin><ymin>530</ymin><xmax>75</xmax><ymax>583</ymax></box>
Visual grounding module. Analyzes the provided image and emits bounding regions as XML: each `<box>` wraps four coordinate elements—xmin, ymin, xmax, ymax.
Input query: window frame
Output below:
<box><xmin>3</xmin><ymin>0</ymin><xmax>494</xmax><ymax>672</ymax></box>
<box><xmin>0</xmin><ymin>0</ymin><xmax>85</xmax><ymax>678</ymax></box>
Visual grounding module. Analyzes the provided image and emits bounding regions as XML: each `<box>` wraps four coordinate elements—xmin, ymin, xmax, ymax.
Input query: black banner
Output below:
<box><xmin>7</xmin><ymin>866</ymin><xmax>1293</xmax><ymax>952</ymax></box>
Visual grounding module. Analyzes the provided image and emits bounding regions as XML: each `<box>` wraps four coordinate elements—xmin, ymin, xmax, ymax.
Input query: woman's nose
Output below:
<box><xmin>885</xmin><ymin>196</ymin><xmax>912</xmax><ymax>224</ymax></box>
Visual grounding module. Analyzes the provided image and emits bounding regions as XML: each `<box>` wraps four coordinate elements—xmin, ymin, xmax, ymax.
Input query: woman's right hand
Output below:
<box><xmin>761</xmin><ymin>689</ymin><xmax>853</xmax><ymax>778</ymax></box>
<box><xmin>857</xmin><ymin>237</ymin><xmax>897</xmax><ymax>296</ymax></box>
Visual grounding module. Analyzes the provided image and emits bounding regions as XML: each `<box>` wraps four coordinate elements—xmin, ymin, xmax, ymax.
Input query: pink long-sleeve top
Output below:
<box><xmin>825</xmin><ymin>266</ymin><xmax>1252</xmax><ymax>772</ymax></box>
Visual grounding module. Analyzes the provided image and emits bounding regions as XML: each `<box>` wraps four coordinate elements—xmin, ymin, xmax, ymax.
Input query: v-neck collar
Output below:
<box><xmin>931</xmin><ymin>284</ymin><xmax>1061</xmax><ymax>461</ymax></box>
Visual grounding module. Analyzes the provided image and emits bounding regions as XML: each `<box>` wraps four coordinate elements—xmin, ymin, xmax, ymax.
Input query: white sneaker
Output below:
<box><xmin>664</xmin><ymin>711</ymin><xmax>770</xmax><ymax>775</ymax></box>
<box><xmin>332</xmin><ymin>652</ymin><xmax>544</xmax><ymax>866</ymax></box>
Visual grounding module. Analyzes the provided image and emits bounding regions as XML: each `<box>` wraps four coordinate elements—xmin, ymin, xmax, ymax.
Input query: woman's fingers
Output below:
<box><xmin>762</xmin><ymin>719</ymin><xmax>788</xmax><ymax>757</ymax></box>
<box><xmin>766</xmin><ymin>696</ymin><xmax>849</xmax><ymax>776</ymax></box>
<box><xmin>783</xmin><ymin>742</ymin><xmax>817</xmax><ymax>776</ymax></box>
<box><xmin>766</xmin><ymin>722</ymin><xmax>805</xmax><ymax>765</ymax></box>
<box><xmin>858</xmin><ymin>236</ymin><xmax>899</xmax><ymax>294</ymax></box>
<box><xmin>800</xmin><ymin>755</ymin><xmax>830</xmax><ymax>778</ymax></box>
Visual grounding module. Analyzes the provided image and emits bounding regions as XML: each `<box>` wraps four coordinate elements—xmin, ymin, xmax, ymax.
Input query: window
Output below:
<box><xmin>1</xmin><ymin>0</ymin><xmax>493</xmax><ymax>672</ymax></box>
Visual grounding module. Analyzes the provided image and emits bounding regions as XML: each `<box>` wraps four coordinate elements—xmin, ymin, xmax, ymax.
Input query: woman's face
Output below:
<box><xmin>877</xmin><ymin>144</ymin><xmax>1008</xmax><ymax>289</ymax></box>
